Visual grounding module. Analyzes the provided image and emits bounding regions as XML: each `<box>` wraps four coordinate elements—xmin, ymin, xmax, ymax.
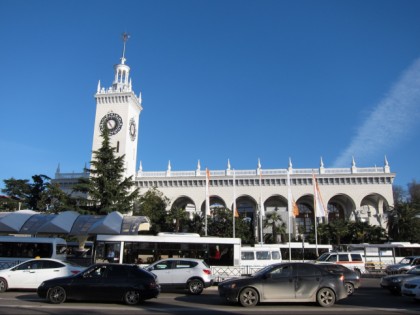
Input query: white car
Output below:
<box><xmin>401</xmin><ymin>276</ymin><xmax>420</xmax><ymax>300</ymax></box>
<box><xmin>0</xmin><ymin>258</ymin><xmax>86</xmax><ymax>292</ymax></box>
<box><xmin>146</xmin><ymin>258</ymin><xmax>214</xmax><ymax>295</ymax></box>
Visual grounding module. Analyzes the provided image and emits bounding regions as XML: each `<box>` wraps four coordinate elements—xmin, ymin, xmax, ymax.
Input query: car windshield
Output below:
<box><xmin>316</xmin><ymin>253</ymin><xmax>330</xmax><ymax>262</ymax></box>
<box><xmin>399</xmin><ymin>257</ymin><xmax>413</xmax><ymax>264</ymax></box>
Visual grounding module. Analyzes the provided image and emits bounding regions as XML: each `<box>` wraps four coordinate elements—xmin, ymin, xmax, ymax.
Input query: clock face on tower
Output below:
<box><xmin>100</xmin><ymin>112</ymin><xmax>123</xmax><ymax>135</ymax></box>
<box><xmin>129</xmin><ymin>118</ymin><xmax>136</xmax><ymax>141</ymax></box>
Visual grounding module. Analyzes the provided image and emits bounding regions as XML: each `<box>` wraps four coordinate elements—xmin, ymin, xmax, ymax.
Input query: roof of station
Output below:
<box><xmin>0</xmin><ymin>210</ymin><xmax>150</xmax><ymax>236</ymax></box>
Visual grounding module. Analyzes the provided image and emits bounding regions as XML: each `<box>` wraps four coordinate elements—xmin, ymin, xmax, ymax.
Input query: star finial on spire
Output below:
<box><xmin>121</xmin><ymin>32</ymin><xmax>130</xmax><ymax>64</ymax></box>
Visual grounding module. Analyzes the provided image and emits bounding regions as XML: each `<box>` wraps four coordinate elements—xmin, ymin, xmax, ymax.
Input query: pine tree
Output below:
<box><xmin>73</xmin><ymin>128</ymin><xmax>138</xmax><ymax>214</ymax></box>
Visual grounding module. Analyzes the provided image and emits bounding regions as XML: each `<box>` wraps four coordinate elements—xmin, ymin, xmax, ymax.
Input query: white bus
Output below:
<box><xmin>344</xmin><ymin>242</ymin><xmax>420</xmax><ymax>268</ymax></box>
<box><xmin>240</xmin><ymin>246</ymin><xmax>282</xmax><ymax>267</ymax></box>
<box><xmin>253</xmin><ymin>242</ymin><xmax>333</xmax><ymax>262</ymax></box>
<box><xmin>0</xmin><ymin>236</ymin><xmax>67</xmax><ymax>268</ymax></box>
<box><xmin>94</xmin><ymin>233</ymin><xmax>242</xmax><ymax>267</ymax></box>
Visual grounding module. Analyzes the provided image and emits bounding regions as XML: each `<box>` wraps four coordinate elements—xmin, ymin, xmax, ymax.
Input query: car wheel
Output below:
<box><xmin>124</xmin><ymin>290</ymin><xmax>141</xmax><ymax>305</ymax></box>
<box><xmin>345</xmin><ymin>282</ymin><xmax>355</xmax><ymax>295</ymax></box>
<box><xmin>47</xmin><ymin>286</ymin><xmax>66</xmax><ymax>304</ymax></box>
<box><xmin>316</xmin><ymin>287</ymin><xmax>336</xmax><ymax>307</ymax></box>
<box><xmin>239</xmin><ymin>287</ymin><xmax>259</xmax><ymax>307</ymax></box>
<box><xmin>188</xmin><ymin>279</ymin><xmax>204</xmax><ymax>295</ymax></box>
<box><xmin>0</xmin><ymin>278</ymin><xmax>8</xmax><ymax>293</ymax></box>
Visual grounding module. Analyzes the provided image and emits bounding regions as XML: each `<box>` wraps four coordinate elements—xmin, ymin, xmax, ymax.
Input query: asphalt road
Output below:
<box><xmin>0</xmin><ymin>278</ymin><xmax>419</xmax><ymax>315</ymax></box>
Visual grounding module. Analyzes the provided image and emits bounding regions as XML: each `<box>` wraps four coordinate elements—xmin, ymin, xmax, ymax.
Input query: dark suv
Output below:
<box><xmin>37</xmin><ymin>263</ymin><xmax>160</xmax><ymax>305</ymax></box>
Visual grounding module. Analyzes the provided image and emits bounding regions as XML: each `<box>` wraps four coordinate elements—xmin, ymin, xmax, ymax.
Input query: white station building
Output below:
<box><xmin>54</xmin><ymin>36</ymin><xmax>396</xmax><ymax>240</ymax></box>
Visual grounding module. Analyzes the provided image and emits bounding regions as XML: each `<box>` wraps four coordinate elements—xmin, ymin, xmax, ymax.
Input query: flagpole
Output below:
<box><xmin>287</xmin><ymin>170</ymin><xmax>292</xmax><ymax>261</ymax></box>
<box><xmin>233</xmin><ymin>169</ymin><xmax>236</xmax><ymax>238</ymax></box>
<box><xmin>313</xmin><ymin>173</ymin><xmax>319</xmax><ymax>257</ymax></box>
<box><xmin>205</xmin><ymin>168</ymin><xmax>210</xmax><ymax>236</ymax></box>
<box><xmin>259</xmin><ymin>172</ymin><xmax>264</xmax><ymax>245</ymax></box>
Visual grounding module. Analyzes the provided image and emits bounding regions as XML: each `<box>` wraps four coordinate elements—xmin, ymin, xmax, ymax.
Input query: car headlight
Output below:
<box><xmin>391</xmin><ymin>278</ymin><xmax>402</xmax><ymax>283</ymax></box>
<box><xmin>39</xmin><ymin>282</ymin><xmax>45</xmax><ymax>287</ymax></box>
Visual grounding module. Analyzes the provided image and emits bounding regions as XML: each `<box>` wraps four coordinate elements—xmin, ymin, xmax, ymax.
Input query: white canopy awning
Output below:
<box><xmin>0</xmin><ymin>210</ymin><xmax>150</xmax><ymax>236</ymax></box>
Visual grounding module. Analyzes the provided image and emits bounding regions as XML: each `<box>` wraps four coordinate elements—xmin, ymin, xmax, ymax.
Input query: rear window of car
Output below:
<box><xmin>107</xmin><ymin>265</ymin><xmax>128</xmax><ymax>278</ymax></box>
<box><xmin>43</xmin><ymin>260</ymin><xmax>65</xmax><ymax>269</ymax></box>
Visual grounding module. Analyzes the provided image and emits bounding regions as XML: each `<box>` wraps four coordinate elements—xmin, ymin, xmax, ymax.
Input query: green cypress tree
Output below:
<box><xmin>73</xmin><ymin>128</ymin><xmax>138</xmax><ymax>214</ymax></box>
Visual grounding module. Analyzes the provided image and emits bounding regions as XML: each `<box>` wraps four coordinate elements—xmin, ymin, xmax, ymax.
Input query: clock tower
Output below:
<box><xmin>91</xmin><ymin>33</ymin><xmax>142</xmax><ymax>179</ymax></box>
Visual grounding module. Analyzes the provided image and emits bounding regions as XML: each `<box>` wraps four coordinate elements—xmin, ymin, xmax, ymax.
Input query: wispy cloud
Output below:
<box><xmin>333</xmin><ymin>58</ymin><xmax>420</xmax><ymax>167</ymax></box>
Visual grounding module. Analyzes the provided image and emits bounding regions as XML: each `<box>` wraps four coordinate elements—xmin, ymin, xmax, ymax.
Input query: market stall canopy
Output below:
<box><xmin>0</xmin><ymin>210</ymin><xmax>150</xmax><ymax>236</ymax></box>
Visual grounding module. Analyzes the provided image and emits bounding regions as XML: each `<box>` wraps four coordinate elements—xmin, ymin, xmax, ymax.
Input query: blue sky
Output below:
<box><xmin>1</xmin><ymin>0</ymin><xmax>420</xmax><ymax>190</ymax></box>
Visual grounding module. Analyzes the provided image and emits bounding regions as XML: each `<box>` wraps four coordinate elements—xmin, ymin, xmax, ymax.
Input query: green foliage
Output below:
<box><xmin>317</xmin><ymin>220</ymin><xmax>387</xmax><ymax>245</ymax></box>
<box><xmin>1</xmin><ymin>175</ymin><xmax>69</xmax><ymax>211</ymax></box>
<box><xmin>187</xmin><ymin>212</ymin><xmax>205</xmax><ymax>234</ymax></box>
<box><xmin>135</xmin><ymin>187</ymin><xmax>170</xmax><ymax>234</ymax></box>
<box><xmin>72</xmin><ymin>128</ymin><xmax>139</xmax><ymax>214</ymax></box>
<box><xmin>263</xmin><ymin>211</ymin><xmax>287</xmax><ymax>243</ymax></box>
<box><xmin>166</xmin><ymin>206</ymin><xmax>189</xmax><ymax>232</ymax></box>
<box><xmin>207</xmin><ymin>207</ymin><xmax>234</xmax><ymax>237</ymax></box>
<box><xmin>387</xmin><ymin>202</ymin><xmax>420</xmax><ymax>243</ymax></box>
<box><xmin>207</xmin><ymin>207</ymin><xmax>255</xmax><ymax>244</ymax></box>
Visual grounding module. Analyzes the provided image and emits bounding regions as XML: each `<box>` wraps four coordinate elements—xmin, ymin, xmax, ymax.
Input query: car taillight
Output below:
<box><xmin>71</xmin><ymin>270</ymin><xmax>81</xmax><ymax>275</ymax></box>
<box><xmin>203</xmin><ymin>269</ymin><xmax>212</xmax><ymax>275</ymax></box>
<box><xmin>339</xmin><ymin>274</ymin><xmax>344</xmax><ymax>281</ymax></box>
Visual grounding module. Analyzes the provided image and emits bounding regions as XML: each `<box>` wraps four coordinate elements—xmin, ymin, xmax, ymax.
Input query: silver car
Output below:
<box><xmin>146</xmin><ymin>258</ymin><xmax>214</xmax><ymax>295</ymax></box>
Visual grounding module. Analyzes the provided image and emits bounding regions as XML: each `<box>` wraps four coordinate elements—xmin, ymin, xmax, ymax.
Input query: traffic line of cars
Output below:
<box><xmin>380</xmin><ymin>256</ymin><xmax>420</xmax><ymax>301</ymax></box>
<box><xmin>0</xmin><ymin>257</ymin><xmax>359</xmax><ymax>307</ymax></box>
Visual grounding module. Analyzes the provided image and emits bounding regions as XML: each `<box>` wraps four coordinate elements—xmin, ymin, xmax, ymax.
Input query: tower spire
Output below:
<box><xmin>112</xmin><ymin>32</ymin><xmax>132</xmax><ymax>92</ymax></box>
<box><xmin>121</xmin><ymin>32</ymin><xmax>130</xmax><ymax>65</ymax></box>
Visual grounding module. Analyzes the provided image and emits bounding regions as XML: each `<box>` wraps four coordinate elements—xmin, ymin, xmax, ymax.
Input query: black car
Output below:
<box><xmin>218</xmin><ymin>262</ymin><xmax>348</xmax><ymax>307</ymax></box>
<box><xmin>316</xmin><ymin>263</ymin><xmax>361</xmax><ymax>295</ymax></box>
<box><xmin>380</xmin><ymin>265</ymin><xmax>420</xmax><ymax>295</ymax></box>
<box><xmin>37</xmin><ymin>263</ymin><xmax>160</xmax><ymax>305</ymax></box>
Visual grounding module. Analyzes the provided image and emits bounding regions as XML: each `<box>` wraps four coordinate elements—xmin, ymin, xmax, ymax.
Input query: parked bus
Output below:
<box><xmin>94</xmin><ymin>233</ymin><xmax>242</xmax><ymax>267</ymax></box>
<box><xmin>275</xmin><ymin>242</ymin><xmax>333</xmax><ymax>261</ymax></box>
<box><xmin>240</xmin><ymin>246</ymin><xmax>282</xmax><ymax>267</ymax></box>
<box><xmin>344</xmin><ymin>242</ymin><xmax>420</xmax><ymax>266</ymax></box>
<box><xmin>0</xmin><ymin>236</ymin><xmax>67</xmax><ymax>269</ymax></box>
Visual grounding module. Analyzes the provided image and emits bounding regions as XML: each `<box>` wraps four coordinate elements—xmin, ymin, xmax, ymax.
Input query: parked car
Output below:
<box><xmin>380</xmin><ymin>265</ymin><xmax>420</xmax><ymax>295</ymax></box>
<box><xmin>401</xmin><ymin>276</ymin><xmax>420</xmax><ymax>301</ymax></box>
<box><xmin>0</xmin><ymin>258</ymin><xmax>85</xmax><ymax>292</ymax></box>
<box><xmin>314</xmin><ymin>251</ymin><xmax>364</xmax><ymax>276</ymax></box>
<box><xmin>218</xmin><ymin>262</ymin><xmax>348</xmax><ymax>307</ymax></box>
<box><xmin>384</xmin><ymin>256</ymin><xmax>420</xmax><ymax>275</ymax></box>
<box><xmin>316</xmin><ymin>262</ymin><xmax>361</xmax><ymax>295</ymax></box>
<box><xmin>146</xmin><ymin>258</ymin><xmax>214</xmax><ymax>295</ymax></box>
<box><xmin>37</xmin><ymin>263</ymin><xmax>160</xmax><ymax>305</ymax></box>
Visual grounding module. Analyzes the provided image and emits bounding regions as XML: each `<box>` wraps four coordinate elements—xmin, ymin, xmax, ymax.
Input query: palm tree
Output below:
<box><xmin>387</xmin><ymin>203</ymin><xmax>420</xmax><ymax>243</ymax></box>
<box><xmin>263</xmin><ymin>211</ymin><xmax>286</xmax><ymax>243</ymax></box>
<box><xmin>167</xmin><ymin>206</ymin><xmax>189</xmax><ymax>232</ymax></box>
